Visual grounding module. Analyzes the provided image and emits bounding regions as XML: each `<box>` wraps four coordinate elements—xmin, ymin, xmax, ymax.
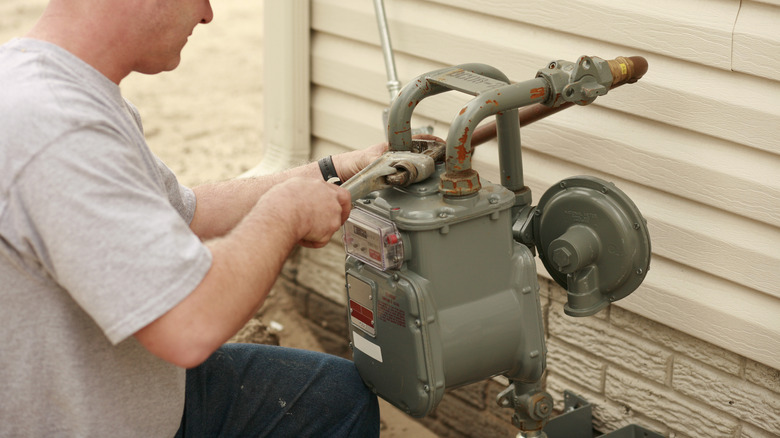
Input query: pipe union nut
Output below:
<box><xmin>440</xmin><ymin>169</ymin><xmax>481</xmax><ymax>197</ymax></box>
<box><xmin>530</xmin><ymin>392</ymin><xmax>553</xmax><ymax>421</ymax></box>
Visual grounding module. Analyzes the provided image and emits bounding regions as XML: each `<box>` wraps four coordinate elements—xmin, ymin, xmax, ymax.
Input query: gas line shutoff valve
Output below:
<box><xmin>342</xmin><ymin>55</ymin><xmax>651</xmax><ymax>436</ymax></box>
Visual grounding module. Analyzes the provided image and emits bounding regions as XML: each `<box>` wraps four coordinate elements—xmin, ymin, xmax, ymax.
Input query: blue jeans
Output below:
<box><xmin>175</xmin><ymin>343</ymin><xmax>380</xmax><ymax>437</ymax></box>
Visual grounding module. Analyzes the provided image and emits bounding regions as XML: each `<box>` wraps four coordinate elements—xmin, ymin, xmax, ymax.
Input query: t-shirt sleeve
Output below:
<box><xmin>8</xmin><ymin>124</ymin><xmax>212</xmax><ymax>345</ymax></box>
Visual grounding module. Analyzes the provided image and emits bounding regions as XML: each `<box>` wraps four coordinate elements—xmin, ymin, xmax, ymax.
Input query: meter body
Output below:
<box><xmin>343</xmin><ymin>166</ymin><xmax>546</xmax><ymax>417</ymax></box>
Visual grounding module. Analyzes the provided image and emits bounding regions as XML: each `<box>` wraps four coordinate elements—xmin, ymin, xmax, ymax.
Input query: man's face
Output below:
<box><xmin>133</xmin><ymin>0</ymin><xmax>214</xmax><ymax>74</ymax></box>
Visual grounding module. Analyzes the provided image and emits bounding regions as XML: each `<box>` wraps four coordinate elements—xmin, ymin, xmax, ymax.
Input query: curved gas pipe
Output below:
<box><xmin>385</xmin><ymin>56</ymin><xmax>648</xmax><ymax>218</ymax></box>
<box><xmin>385</xmin><ymin>63</ymin><xmax>529</xmax><ymax>218</ymax></box>
<box><xmin>441</xmin><ymin>76</ymin><xmax>549</xmax><ymax>198</ymax></box>
<box><xmin>386</xmin><ymin>63</ymin><xmax>517</xmax><ymax>154</ymax></box>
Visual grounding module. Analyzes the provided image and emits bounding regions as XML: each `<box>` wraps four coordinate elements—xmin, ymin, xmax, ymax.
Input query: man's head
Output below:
<box><xmin>130</xmin><ymin>0</ymin><xmax>214</xmax><ymax>75</ymax></box>
<box><xmin>27</xmin><ymin>0</ymin><xmax>214</xmax><ymax>83</ymax></box>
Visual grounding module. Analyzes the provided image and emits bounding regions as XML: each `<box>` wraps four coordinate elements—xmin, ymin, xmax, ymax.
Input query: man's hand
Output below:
<box><xmin>333</xmin><ymin>142</ymin><xmax>387</xmax><ymax>182</ymax></box>
<box><xmin>259</xmin><ymin>177</ymin><xmax>352</xmax><ymax>248</ymax></box>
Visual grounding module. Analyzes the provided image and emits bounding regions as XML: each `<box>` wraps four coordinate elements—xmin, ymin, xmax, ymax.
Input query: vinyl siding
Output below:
<box><xmin>309</xmin><ymin>0</ymin><xmax>780</xmax><ymax>374</ymax></box>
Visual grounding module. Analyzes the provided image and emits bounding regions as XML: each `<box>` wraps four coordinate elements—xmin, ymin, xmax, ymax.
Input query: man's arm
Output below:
<box><xmin>189</xmin><ymin>144</ymin><xmax>385</xmax><ymax>240</ymax></box>
<box><xmin>135</xmin><ymin>176</ymin><xmax>351</xmax><ymax>368</ymax></box>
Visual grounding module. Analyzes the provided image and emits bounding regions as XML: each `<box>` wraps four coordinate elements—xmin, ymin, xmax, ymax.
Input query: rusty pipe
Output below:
<box><xmin>471</xmin><ymin>56</ymin><xmax>648</xmax><ymax>148</ymax></box>
<box><xmin>386</xmin><ymin>63</ymin><xmax>514</xmax><ymax>152</ymax></box>
<box><xmin>382</xmin><ymin>56</ymin><xmax>648</xmax><ymax>194</ymax></box>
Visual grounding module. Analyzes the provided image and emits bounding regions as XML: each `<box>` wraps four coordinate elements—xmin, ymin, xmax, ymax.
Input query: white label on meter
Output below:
<box><xmin>343</xmin><ymin>209</ymin><xmax>403</xmax><ymax>271</ymax></box>
<box><xmin>353</xmin><ymin>333</ymin><xmax>383</xmax><ymax>363</ymax></box>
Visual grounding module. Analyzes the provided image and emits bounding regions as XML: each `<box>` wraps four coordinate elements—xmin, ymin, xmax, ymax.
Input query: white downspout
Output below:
<box><xmin>242</xmin><ymin>0</ymin><xmax>311</xmax><ymax>177</ymax></box>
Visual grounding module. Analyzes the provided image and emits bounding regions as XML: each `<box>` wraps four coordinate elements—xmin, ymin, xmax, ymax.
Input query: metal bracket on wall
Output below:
<box><xmin>543</xmin><ymin>391</ymin><xmax>663</xmax><ymax>438</ymax></box>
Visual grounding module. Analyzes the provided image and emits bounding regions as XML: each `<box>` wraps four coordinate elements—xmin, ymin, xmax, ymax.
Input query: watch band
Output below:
<box><xmin>318</xmin><ymin>155</ymin><xmax>341</xmax><ymax>185</ymax></box>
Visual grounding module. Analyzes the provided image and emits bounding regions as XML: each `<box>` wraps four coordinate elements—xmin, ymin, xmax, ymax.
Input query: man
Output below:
<box><xmin>0</xmin><ymin>0</ymin><xmax>382</xmax><ymax>436</ymax></box>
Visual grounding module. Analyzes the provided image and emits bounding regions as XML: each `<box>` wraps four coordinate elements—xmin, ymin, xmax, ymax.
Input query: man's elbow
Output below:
<box><xmin>134</xmin><ymin>321</ymin><xmax>216</xmax><ymax>369</ymax></box>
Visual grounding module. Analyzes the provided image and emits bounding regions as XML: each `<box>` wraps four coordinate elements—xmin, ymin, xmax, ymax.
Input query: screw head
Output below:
<box><xmin>534</xmin><ymin>398</ymin><xmax>552</xmax><ymax>418</ymax></box>
<box><xmin>552</xmin><ymin>247</ymin><xmax>572</xmax><ymax>268</ymax></box>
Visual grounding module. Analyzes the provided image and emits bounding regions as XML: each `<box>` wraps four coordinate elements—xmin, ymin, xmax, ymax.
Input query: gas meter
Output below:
<box><xmin>342</xmin><ymin>55</ymin><xmax>651</xmax><ymax>435</ymax></box>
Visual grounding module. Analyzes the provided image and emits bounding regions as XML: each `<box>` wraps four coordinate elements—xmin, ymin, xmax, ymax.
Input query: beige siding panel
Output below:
<box><xmin>309</xmin><ymin>0</ymin><xmax>780</xmax><ymax>370</ymax></box>
<box><xmin>617</xmin><ymin>258</ymin><xmax>780</xmax><ymax>372</ymax></box>
<box><xmin>423</xmin><ymin>0</ymin><xmax>739</xmax><ymax>70</ymax></box>
<box><xmin>311</xmin><ymin>86</ymin><xmax>387</xmax><ymax>149</ymax></box>
<box><xmin>311</xmin><ymin>30</ymin><xmax>780</xmax><ymax>294</ymax></box>
<box><xmin>313</xmin><ymin>0</ymin><xmax>780</xmax><ymax>155</ymax></box>
<box><xmin>312</xmin><ymin>34</ymin><xmax>780</xmax><ymax>224</ymax></box>
<box><xmin>595</xmin><ymin>59</ymin><xmax>780</xmax><ymax>156</ymax></box>
<box><xmin>309</xmin><ymin>88</ymin><xmax>780</xmax><ymax>371</ymax></box>
<box><xmin>311</xmin><ymin>33</ymin><xmax>450</xmax><ymax>113</ymax></box>
<box><xmin>733</xmin><ymin>1</ymin><xmax>780</xmax><ymax>81</ymax></box>
<box><xmin>311</xmin><ymin>138</ymin><xmax>353</xmax><ymax>163</ymax></box>
<box><xmin>521</xmin><ymin>108</ymin><xmax>780</xmax><ymax>227</ymax></box>
<box><xmin>520</xmin><ymin>132</ymin><xmax>779</xmax><ymax>295</ymax></box>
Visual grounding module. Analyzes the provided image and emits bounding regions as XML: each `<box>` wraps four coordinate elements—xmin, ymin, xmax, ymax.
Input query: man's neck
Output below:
<box><xmin>26</xmin><ymin>6</ymin><xmax>133</xmax><ymax>84</ymax></box>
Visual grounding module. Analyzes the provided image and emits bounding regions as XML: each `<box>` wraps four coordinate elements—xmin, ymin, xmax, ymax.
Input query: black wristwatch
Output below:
<box><xmin>318</xmin><ymin>155</ymin><xmax>342</xmax><ymax>185</ymax></box>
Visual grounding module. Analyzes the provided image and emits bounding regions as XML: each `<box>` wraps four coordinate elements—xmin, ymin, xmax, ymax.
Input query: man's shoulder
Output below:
<box><xmin>1</xmin><ymin>38</ymin><xmax>121</xmax><ymax>111</ymax></box>
<box><xmin>0</xmin><ymin>39</ymin><xmax>135</xmax><ymax>195</ymax></box>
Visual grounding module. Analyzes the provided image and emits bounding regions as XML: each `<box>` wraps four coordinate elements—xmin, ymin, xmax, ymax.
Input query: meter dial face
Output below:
<box><xmin>343</xmin><ymin>208</ymin><xmax>404</xmax><ymax>271</ymax></box>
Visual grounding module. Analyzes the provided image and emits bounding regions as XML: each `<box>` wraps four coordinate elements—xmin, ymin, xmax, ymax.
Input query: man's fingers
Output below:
<box><xmin>334</xmin><ymin>185</ymin><xmax>352</xmax><ymax>223</ymax></box>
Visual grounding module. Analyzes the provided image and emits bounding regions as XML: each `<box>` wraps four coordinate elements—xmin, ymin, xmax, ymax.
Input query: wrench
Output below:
<box><xmin>342</xmin><ymin>151</ymin><xmax>436</xmax><ymax>201</ymax></box>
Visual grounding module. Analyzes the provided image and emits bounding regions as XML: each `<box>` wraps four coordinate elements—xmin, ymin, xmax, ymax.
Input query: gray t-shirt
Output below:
<box><xmin>0</xmin><ymin>38</ymin><xmax>213</xmax><ymax>436</ymax></box>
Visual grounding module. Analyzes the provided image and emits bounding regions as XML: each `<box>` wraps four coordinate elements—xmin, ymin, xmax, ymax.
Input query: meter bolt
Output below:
<box><xmin>531</xmin><ymin>393</ymin><xmax>553</xmax><ymax>420</ymax></box>
<box><xmin>551</xmin><ymin>247</ymin><xmax>572</xmax><ymax>269</ymax></box>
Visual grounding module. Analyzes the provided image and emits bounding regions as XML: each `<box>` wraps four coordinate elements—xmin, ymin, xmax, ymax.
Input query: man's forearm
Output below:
<box><xmin>189</xmin><ymin>161</ymin><xmax>322</xmax><ymax>240</ymax></box>
<box><xmin>189</xmin><ymin>146</ymin><xmax>386</xmax><ymax>240</ymax></box>
<box><xmin>136</xmin><ymin>175</ymin><xmax>351</xmax><ymax>368</ymax></box>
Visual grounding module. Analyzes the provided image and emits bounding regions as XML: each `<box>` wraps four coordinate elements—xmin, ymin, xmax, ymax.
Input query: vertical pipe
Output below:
<box><xmin>242</xmin><ymin>0</ymin><xmax>311</xmax><ymax>177</ymax></box>
<box><xmin>373</xmin><ymin>0</ymin><xmax>401</xmax><ymax>102</ymax></box>
<box><xmin>496</xmin><ymin>108</ymin><xmax>524</xmax><ymax>191</ymax></box>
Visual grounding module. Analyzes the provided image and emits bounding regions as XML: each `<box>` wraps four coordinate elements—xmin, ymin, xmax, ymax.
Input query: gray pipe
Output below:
<box><xmin>386</xmin><ymin>63</ymin><xmax>512</xmax><ymax>152</ymax></box>
<box><xmin>373</xmin><ymin>0</ymin><xmax>401</xmax><ymax>101</ymax></box>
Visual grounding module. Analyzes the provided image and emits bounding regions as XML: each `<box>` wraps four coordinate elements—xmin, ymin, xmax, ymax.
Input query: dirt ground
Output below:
<box><xmin>3</xmin><ymin>1</ymin><xmax>434</xmax><ymax>436</ymax></box>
